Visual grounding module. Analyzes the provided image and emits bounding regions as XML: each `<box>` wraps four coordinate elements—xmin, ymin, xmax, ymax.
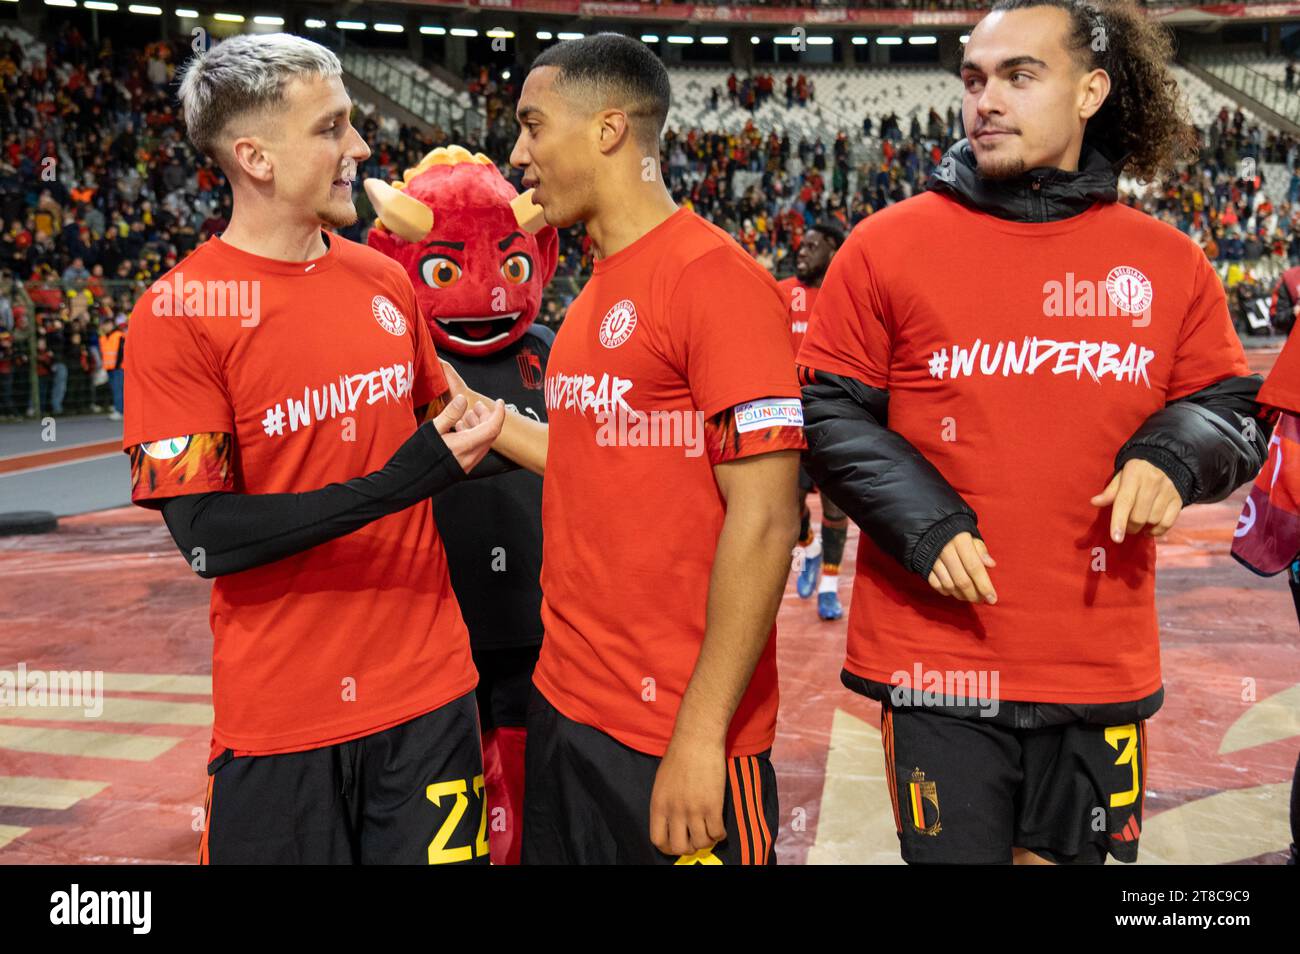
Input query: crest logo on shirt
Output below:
<box><xmin>371</xmin><ymin>295</ymin><xmax>408</xmax><ymax>336</ymax></box>
<box><xmin>141</xmin><ymin>436</ymin><xmax>190</xmax><ymax>460</ymax></box>
<box><xmin>517</xmin><ymin>349</ymin><xmax>543</xmax><ymax>390</ymax></box>
<box><xmin>599</xmin><ymin>299</ymin><xmax>638</xmax><ymax>349</ymax></box>
<box><xmin>1105</xmin><ymin>266</ymin><xmax>1153</xmax><ymax>316</ymax></box>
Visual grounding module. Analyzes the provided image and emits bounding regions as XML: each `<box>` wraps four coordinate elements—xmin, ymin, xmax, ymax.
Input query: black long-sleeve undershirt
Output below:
<box><xmin>160</xmin><ymin>421</ymin><xmax>464</xmax><ymax>579</ymax></box>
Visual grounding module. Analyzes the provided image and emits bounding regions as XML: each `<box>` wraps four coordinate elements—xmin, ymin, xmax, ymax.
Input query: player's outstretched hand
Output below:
<box><xmin>433</xmin><ymin>394</ymin><xmax>505</xmax><ymax>474</ymax></box>
<box><xmin>927</xmin><ymin>531</ymin><xmax>997</xmax><ymax>604</ymax></box>
<box><xmin>1090</xmin><ymin>457</ymin><xmax>1183</xmax><ymax>543</ymax></box>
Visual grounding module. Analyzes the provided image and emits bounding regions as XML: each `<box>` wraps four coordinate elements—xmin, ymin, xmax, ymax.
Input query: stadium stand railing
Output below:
<box><xmin>304</xmin><ymin>26</ymin><xmax>487</xmax><ymax>140</ymax></box>
<box><xmin>338</xmin><ymin>49</ymin><xmax>487</xmax><ymax>140</ymax></box>
<box><xmin>1192</xmin><ymin>52</ymin><xmax>1300</xmax><ymax>129</ymax></box>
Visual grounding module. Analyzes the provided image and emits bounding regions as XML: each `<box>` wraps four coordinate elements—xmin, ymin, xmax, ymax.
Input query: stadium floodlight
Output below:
<box><xmin>451</xmin><ymin>28</ymin><xmax>479</xmax><ymax>37</ymax></box>
<box><xmin>876</xmin><ymin>36</ymin><xmax>903</xmax><ymax>45</ymax></box>
<box><xmin>773</xmin><ymin>36</ymin><xmax>796</xmax><ymax>45</ymax></box>
<box><xmin>851</xmin><ymin>37</ymin><xmax>868</xmax><ymax>45</ymax></box>
<box><xmin>254</xmin><ymin>15</ymin><xmax>285</xmax><ymax>26</ymax></box>
<box><xmin>700</xmin><ymin>36</ymin><xmax>727</xmax><ymax>45</ymax></box>
<box><xmin>666</xmin><ymin>35</ymin><xmax>695</xmax><ymax>45</ymax></box>
<box><xmin>44</xmin><ymin>0</ymin><xmax>76</xmax><ymax>8</ymax></box>
<box><xmin>641</xmin><ymin>34</ymin><xmax>659</xmax><ymax>44</ymax></box>
<box><xmin>128</xmin><ymin>3</ymin><xmax>163</xmax><ymax>11</ymax></box>
<box><xmin>374</xmin><ymin>23</ymin><xmax>404</xmax><ymax>33</ymax></box>
<box><xmin>806</xmin><ymin>36</ymin><xmax>833</xmax><ymax>46</ymax></box>
<box><xmin>421</xmin><ymin>26</ymin><xmax>447</xmax><ymax>35</ymax></box>
<box><xmin>336</xmin><ymin>20</ymin><xmax>365</xmax><ymax>30</ymax></box>
<box><xmin>959</xmin><ymin>34</ymin><xmax>970</xmax><ymax>44</ymax></box>
<box><xmin>536</xmin><ymin>31</ymin><xmax>553</xmax><ymax>40</ymax></box>
<box><xmin>502</xmin><ymin>69</ymin><xmax>511</xmax><ymax>80</ymax></box>
<box><xmin>176</xmin><ymin>8</ymin><xmax>200</xmax><ymax>17</ymax></box>
<box><xmin>213</xmin><ymin>12</ymin><xmax>245</xmax><ymax>21</ymax></box>
<box><xmin>557</xmin><ymin>32</ymin><xmax>584</xmax><ymax>40</ymax></box>
<box><xmin>85</xmin><ymin>1</ymin><xmax>119</xmax><ymax>9</ymax></box>
<box><xmin>909</xmin><ymin>35</ymin><xmax>938</xmax><ymax>45</ymax></box>
<box><xmin>486</xmin><ymin>29</ymin><xmax>515</xmax><ymax>39</ymax></box>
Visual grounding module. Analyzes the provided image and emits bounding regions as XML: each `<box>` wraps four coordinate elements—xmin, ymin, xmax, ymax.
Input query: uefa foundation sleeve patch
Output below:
<box><xmin>734</xmin><ymin>397</ymin><xmax>804</xmax><ymax>433</ymax></box>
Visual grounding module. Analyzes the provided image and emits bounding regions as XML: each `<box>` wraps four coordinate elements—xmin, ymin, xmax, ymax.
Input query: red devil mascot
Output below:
<box><xmin>366</xmin><ymin>145</ymin><xmax>558</xmax><ymax>865</ymax></box>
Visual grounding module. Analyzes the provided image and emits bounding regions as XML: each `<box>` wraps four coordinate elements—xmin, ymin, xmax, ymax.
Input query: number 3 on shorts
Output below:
<box><xmin>1104</xmin><ymin>723</ymin><xmax>1140</xmax><ymax>808</ymax></box>
<box><xmin>426</xmin><ymin>774</ymin><xmax>490</xmax><ymax>864</ymax></box>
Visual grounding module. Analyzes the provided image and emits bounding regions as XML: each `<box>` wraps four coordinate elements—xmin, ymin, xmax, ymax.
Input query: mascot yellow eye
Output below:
<box><xmin>421</xmin><ymin>256</ymin><xmax>462</xmax><ymax>289</ymax></box>
<box><xmin>501</xmin><ymin>252</ymin><xmax>533</xmax><ymax>285</ymax></box>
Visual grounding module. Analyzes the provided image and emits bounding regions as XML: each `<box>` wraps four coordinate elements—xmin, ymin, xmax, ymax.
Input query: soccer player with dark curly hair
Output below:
<box><xmin>800</xmin><ymin>0</ymin><xmax>1270</xmax><ymax>864</ymax></box>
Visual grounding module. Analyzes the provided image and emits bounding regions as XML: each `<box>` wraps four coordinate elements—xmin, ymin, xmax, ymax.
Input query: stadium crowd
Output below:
<box><xmin>0</xmin><ymin>22</ymin><xmax>1296</xmax><ymax>420</ymax></box>
<box><xmin>704</xmin><ymin>71</ymin><xmax>817</xmax><ymax>112</ymax></box>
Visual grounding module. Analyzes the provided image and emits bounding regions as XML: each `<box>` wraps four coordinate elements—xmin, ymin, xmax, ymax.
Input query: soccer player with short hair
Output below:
<box><xmin>123</xmin><ymin>33</ymin><xmax>504</xmax><ymax>864</ymax></box>
<box><xmin>799</xmin><ymin>0</ymin><xmax>1269</xmax><ymax>864</ymax></box>
<box><xmin>446</xmin><ymin>33</ymin><xmax>804</xmax><ymax>864</ymax></box>
<box><xmin>777</xmin><ymin>221</ymin><xmax>848</xmax><ymax>620</ymax></box>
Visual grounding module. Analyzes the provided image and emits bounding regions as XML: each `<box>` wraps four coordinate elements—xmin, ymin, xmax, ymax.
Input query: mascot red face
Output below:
<box><xmin>364</xmin><ymin>145</ymin><xmax>559</xmax><ymax>357</ymax></box>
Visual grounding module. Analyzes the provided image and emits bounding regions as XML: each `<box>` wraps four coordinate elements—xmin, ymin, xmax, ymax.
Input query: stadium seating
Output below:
<box><xmin>1220</xmin><ymin>53</ymin><xmax>1292</xmax><ymax>87</ymax></box>
<box><xmin>1168</xmin><ymin>64</ymin><xmax>1266</xmax><ymax>129</ymax></box>
<box><xmin>375</xmin><ymin>54</ymin><xmax>474</xmax><ymax>111</ymax></box>
<box><xmin>667</xmin><ymin>65</ymin><xmax>962</xmax><ymax>143</ymax></box>
<box><xmin>0</xmin><ymin>24</ymin><xmax>44</xmax><ymax>63</ymax></box>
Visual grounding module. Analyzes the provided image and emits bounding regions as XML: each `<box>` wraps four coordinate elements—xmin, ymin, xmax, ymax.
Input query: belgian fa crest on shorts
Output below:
<box><xmin>908</xmin><ymin>768</ymin><xmax>942</xmax><ymax>836</ymax></box>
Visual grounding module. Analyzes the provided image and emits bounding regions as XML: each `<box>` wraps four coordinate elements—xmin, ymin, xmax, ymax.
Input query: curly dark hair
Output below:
<box><xmin>989</xmin><ymin>0</ymin><xmax>1198</xmax><ymax>180</ymax></box>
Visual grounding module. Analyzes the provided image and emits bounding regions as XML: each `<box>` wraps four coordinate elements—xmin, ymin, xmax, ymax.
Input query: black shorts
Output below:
<box><xmin>521</xmin><ymin>689</ymin><xmax>779</xmax><ymax>865</ymax></box>
<box><xmin>798</xmin><ymin>464</ymin><xmax>815</xmax><ymax>495</ymax></box>
<box><xmin>878</xmin><ymin>700</ymin><xmax>1148</xmax><ymax>865</ymax></box>
<box><xmin>201</xmin><ymin>691</ymin><xmax>488</xmax><ymax>865</ymax></box>
<box><xmin>473</xmin><ymin>643</ymin><xmax>541</xmax><ymax>732</ymax></box>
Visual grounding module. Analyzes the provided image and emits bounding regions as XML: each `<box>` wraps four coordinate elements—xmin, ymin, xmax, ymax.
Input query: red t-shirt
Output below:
<box><xmin>535</xmin><ymin>208</ymin><xmax>803</xmax><ymax>756</ymax></box>
<box><xmin>777</xmin><ymin>275</ymin><xmax>820</xmax><ymax>357</ymax></box>
<box><xmin>1259</xmin><ymin>289</ymin><xmax>1300</xmax><ymax>414</ymax></box>
<box><xmin>124</xmin><ymin>232</ymin><xmax>476</xmax><ymax>759</ymax></box>
<box><xmin>799</xmin><ymin>195</ymin><xmax>1250</xmax><ymax>704</ymax></box>
<box><xmin>1260</xmin><ymin>344</ymin><xmax>1300</xmax><ymax>414</ymax></box>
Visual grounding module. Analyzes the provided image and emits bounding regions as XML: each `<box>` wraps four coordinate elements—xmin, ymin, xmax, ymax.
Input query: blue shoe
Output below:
<box><xmin>818</xmin><ymin>590</ymin><xmax>843</xmax><ymax>621</ymax></box>
<box><xmin>797</xmin><ymin>550</ymin><xmax>821</xmax><ymax>599</ymax></box>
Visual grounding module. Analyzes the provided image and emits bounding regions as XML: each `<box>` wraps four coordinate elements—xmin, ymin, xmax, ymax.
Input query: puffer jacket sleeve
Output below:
<box><xmin>801</xmin><ymin>366</ymin><xmax>978</xmax><ymax>578</ymax></box>
<box><xmin>1115</xmin><ymin>373</ymin><xmax>1271</xmax><ymax>505</ymax></box>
